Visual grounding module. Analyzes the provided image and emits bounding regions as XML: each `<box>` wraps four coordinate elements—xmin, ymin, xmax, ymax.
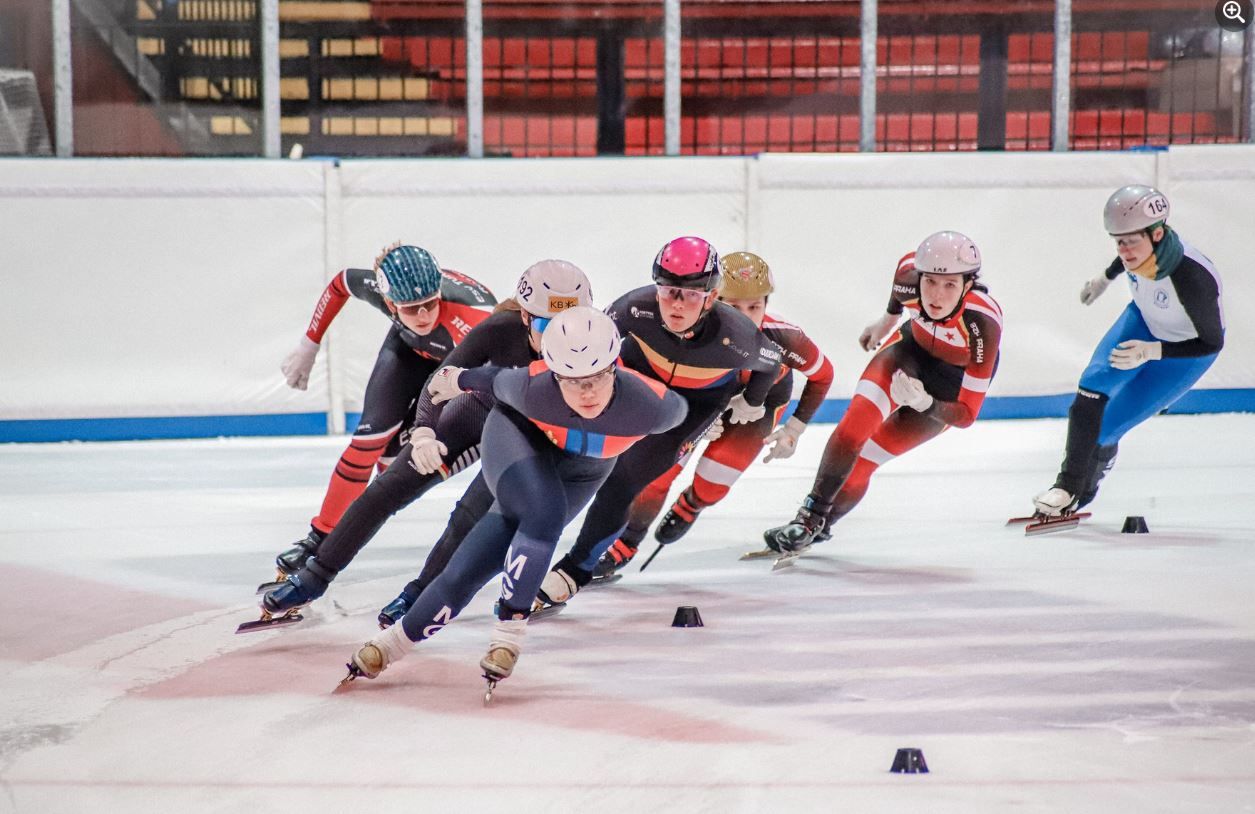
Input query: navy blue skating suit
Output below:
<box><xmin>395</xmin><ymin>361</ymin><xmax>687</xmax><ymax>644</ymax></box>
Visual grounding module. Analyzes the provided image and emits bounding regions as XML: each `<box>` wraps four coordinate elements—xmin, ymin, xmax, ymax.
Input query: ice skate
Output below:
<box><xmin>377</xmin><ymin>592</ymin><xmax>413</xmax><ymax>629</ymax></box>
<box><xmin>1011</xmin><ymin>488</ymin><xmax>1090</xmax><ymax>536</ymax></box>
<box><xmin>531</xmin><ymin>567</ymin><xmax>578</xmax><ymax>617</ymax></box>
<box><xmin>654</xmin><ymin>490</ymin><xmax>702</xmax><ymax>545</ymax></box>
<box><xmin>761</xmin><ymin>498</ymin><xmax>827</xmax><ymax>553</ymax></box>
<box><xmin>336</xmin><ymin>624</ymin><xmax>411</xmax><ymax>691</ymax></box>
<box><xmin>590</xmin><ymin>539</ymin><xmax>635</xmax><ymax>585</ymax></box>
<box><xmin>238</xmin><ymin>560</ymin><xmax>334</xmax><ymax>634</ymax></box>
<box><xmin>274</xmin><ymin>528</ymin><xmax>324</xmax><ymax>578</ymax></box>
<box><xmin>480</xmin><ymin>618</ymin><xmax>525</xmax><ymax>705</ymax></box>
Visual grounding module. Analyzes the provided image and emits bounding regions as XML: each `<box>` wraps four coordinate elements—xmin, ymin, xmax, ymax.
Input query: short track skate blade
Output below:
<box><xmin>528</xmin><ymin>602</ymin><xmax>566</xmax><ymax>622</ymax></box>
<box><xmin>234</xmin><ymin>611</ymin><xmax>304</xmax><ymax>634</ymax></box>
<box><xmin>740</xmin><ymin>548</ymin><xmax>778</xmax><ymax>561</ymax></box>
<box><xmin>333</xmin><ymin>664</ymin><xmax>362</xmax><ymax>693</ymax></box>
<box><xmin>771</xmin><ymin>551</ymin><xmax>805</xmax><ymax>571</ymax></box>
<box><xmin>483</xmin><ymin>676</ymin><xmax>499</xmax><ymax>705</ymax></box>
<box><xmin>1024</xmin><ymin>515</ymin><xmax>1084</xmax><ymax>536</ymax></box>
<box><xmin>586</xmin><ymin>573</ymin><xmax>623</xmax><ymax>589</ymax></box>
<box><xmin>1007</xmin><ymin>511</ymin><xmax>1090</xmax><ymax>526</ymax></box>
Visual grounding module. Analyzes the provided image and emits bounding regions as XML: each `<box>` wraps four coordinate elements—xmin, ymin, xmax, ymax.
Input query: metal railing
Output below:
<box><xmin>46</xmin><ymin>0</ymin><xmax>1254</xmax><ymax>157</ymax></box>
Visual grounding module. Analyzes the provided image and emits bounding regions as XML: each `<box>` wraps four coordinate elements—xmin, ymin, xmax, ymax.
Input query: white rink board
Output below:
<box><xmin>0</xmin><ymin>148</ymin><xmax>1251</xmax><ymax>427</ymax></box>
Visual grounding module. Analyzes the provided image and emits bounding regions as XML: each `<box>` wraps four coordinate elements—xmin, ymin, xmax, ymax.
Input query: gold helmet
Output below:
<box><xmin>718</xmin><ymin>252</ymin><xmax>774</xmax><ymax>299</ymax></box>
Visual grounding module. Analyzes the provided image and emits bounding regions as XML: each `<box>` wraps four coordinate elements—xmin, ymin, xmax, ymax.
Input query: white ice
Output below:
<box><xmin>1</xmin><ymin>414</ymin><xmax>1254</xmax><ymax>813</ymax></box>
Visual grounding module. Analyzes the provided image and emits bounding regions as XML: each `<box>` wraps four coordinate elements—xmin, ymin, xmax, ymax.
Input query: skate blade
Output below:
<box><xmin>1007</xmin><ymin>511</ymin><xmax>1091</xmax><ymax>527</ymax></box>
<box><xmin>1024</xmin><ymin>516</ymin><xmax>1084</xmax><ymax>536</ymax></box>
<box><xmin>483</xmin><ymin>677</ymin><xmax>498</xmax><ymax>705</ymax></box>
<box><xmin>740</xmin><ymin>548</ymin><xmax>778</xmax><ymax>561</ymax></box>
<box><xmin>235</xmin><ymin>611</ymin><xmax>305</xmax><ymax>634</ymax></box>
<box><xmin>586</xmin><ymin>573</ymin><xmax>623</xmax><ymax>589</ymax></box>
<box><xmin>771</xmin><ymin>552</ymin><xmax>804</xmax><ymax>571</ymax></box>
<box><xmin>333</xmin><ymin>664</ymin><xmax>362</xmax><ymax>693</ymax></box>
<box><xmin>528</xmin><ymin>602</ymin><xmax>566</xmax><ymax>622</ymax></box>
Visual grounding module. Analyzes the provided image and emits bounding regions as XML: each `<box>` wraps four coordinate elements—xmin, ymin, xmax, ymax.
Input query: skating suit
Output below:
<box><xmin>622</xmin><ymin>312</ymin><xmax>835</xmax><ymax>544</ymax></box>
<box><xmin>558</xmin><ymin>285</ymin><xmax>786</xmax><ymax>576</ymax></box>
<box><xmin>302</xmin><ymin>268</ymin><xmax>495</xmax><ymax>534</ymax></box>
<box><xmin>812</xmin><ymin>252</ymin><xmax>1003</xmax><ymax>520</ymax></box>
<box><xmin>395</xmin><ymin>361</ymin><xmax>687</xmax><ymax>643</ymax></box>
<box><xmin>1078</xmin><ymin>238</ymin><xmax>1224</xmax><ymax>447</ymax></box>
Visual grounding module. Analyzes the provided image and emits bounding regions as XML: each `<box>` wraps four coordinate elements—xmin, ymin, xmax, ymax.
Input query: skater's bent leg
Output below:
<box><xmin>828</xmin><ymin>410</ymin><xmax>946</xmax><ymax>524</ymax></box>
<box><xmin>312</xmin><ymin>444</ymin><xmax>444</xmax><ymax>574</ymax></box>
<box><xmin>1096</xmin><ymin>354</ymin><xmax>1218</xmax><ymax>446</ymax></box>
<box><xmin>399</xmin><ymin>508</ymin><xmax>514</xmax><ymax>643</ymax></box>
<box><xmin>403</xmin><ymin>472</ymin><xmax>495</xmax><ymax>601</ymax></box>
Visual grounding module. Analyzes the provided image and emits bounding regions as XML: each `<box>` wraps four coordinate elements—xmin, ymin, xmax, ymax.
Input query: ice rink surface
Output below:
<box><xmin>1</xmin><ymin>414</ymin><xmax>1253</xmax><ymax>813</ymax></box>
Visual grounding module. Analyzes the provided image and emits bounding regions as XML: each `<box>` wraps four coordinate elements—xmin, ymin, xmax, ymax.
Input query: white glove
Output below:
<box><xmin>281</xmin><ymin>336</ymin><xmax>320</xmax><ymax>390</ymax></box>
<box><xmin>427</xmin><ymin>366</ymin><xmax>466</xmax><ymax>405</ymax></box>
<box><xmin>1109</xmin><ymin>340</ymin><xmax>1162</xmax><ymax>371</ymax></box>
<box><xmin>727</xmin><ymin>393</ymin><xmax>766</xmax><ymax>425</ymax></box>
<box><xmin>859</xmin><ymin>312</ymin><xmax>899</xmax><ymax>351</ymax></box>
<box><xmin>1079</xmin><ymin>274</ymin><xmax>1111</xmax><ymax>306</ymax></box>
<box><xmin>762</xmin><ymin>416</ymin><xmax>806</xmax><ymax>463</ymax></box>
<box><xmin>701</xmin><ymin>417</ymin><xmax>724</xmax><ymax>442</ymax></box>
<box><xmin>890</xmin><ymin>370</ymin><xmax>933</xmax><ymax>412</ymax></box>
<box><xmin>408</xmin><ymin>426</ymin><xmax>448</xmax><ymax>475</ymax></box>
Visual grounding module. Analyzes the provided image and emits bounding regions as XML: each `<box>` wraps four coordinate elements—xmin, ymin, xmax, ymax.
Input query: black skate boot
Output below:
<box><xmin>654</xmin><ymin>489</ymin><xmax>703</xmax><ymax>545</ymax></box>
<box><xmin>377</xmin><ymin>592</ymin><xmax>415</xmax><ymax>630</ymax></box>
<box><xmin>762</xmin><ymin>496</ymin><xmax>829</xmax><ymax>554</ymax></box>
<box><xmin>264</xmin><ymin>557</ymin><xmax>336</xmax><ymax>613</ymax></box>
<box><xmin>592</xmin><ymin>538</ymin><xmax>638</xmax><ymax>582</ymax></box>
<box><xmin>275</xmin><ymin>528</ymin><xmax>325</xmax><ymax>576</ymax></box>
<box><xmin>1077</xmin><ymin>443</ymin><xmax>1118</xmax><ymax>510</ymax></box>
<box><xmin>238</xmin><ymin>558</ymin><xmax>337</xmax><ymax>633</ymax></box>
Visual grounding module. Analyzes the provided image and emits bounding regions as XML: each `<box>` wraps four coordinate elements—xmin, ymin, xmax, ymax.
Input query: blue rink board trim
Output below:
<box><xmin>2</xmin><ymin>390</ymin><xmax>1253</xmax><ymax>443</ymax></box>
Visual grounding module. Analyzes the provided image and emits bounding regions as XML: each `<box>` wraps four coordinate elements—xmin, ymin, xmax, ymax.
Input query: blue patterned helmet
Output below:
<box><xmin>374</xmin><ymin>243</ymin><xmax>443</xmax><ymax>304</ymax></box>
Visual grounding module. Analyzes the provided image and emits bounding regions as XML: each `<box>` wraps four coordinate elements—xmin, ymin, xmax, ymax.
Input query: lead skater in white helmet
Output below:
<box><xmin>336</xmin><ymin>307</ymin><xmax>686</xmax><ymax>699</ymax></box>
<box><xmin>1032</xmin><ymin>185</ymin><xmax>1224</xmax><ymax>520</ymax></box>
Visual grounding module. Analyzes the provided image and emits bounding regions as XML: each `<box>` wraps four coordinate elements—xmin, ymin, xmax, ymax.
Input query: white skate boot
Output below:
<box><xmin>338</xmin><ymin>622</ymin><xmax>411</xmax><ymax>689</ymax></box>
<box><xmin>481</xmin><ymin>618</ymin><xmax>527</xmax><ymax>704</ymax></box>
<box><xmin>1032</xmin><ymin>487</ymin><xmax>1077</xmax><ymax>518</ymax></box>
<box><xmin>533</xmin><ymin>568</ymin><xmax>578</xmax><ymax>612</ymax></box>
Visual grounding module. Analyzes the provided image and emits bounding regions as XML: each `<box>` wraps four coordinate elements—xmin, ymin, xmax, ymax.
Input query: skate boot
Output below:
<box><xmin>1032</xmin><ymin>487</ymin><xmax>1078</xmax><ymax>518</ymax></box>
<box><xmin>377</xmin><ymin>592</ymin><xmax>414</xmax><ymax>630</ymax></box>
<box><xmin>654</xmin><ymin>489</ymin><xmax>703</xmax><ymax>545</ymax></box>
<box><xmin>533</xmin><ymin>567</ymin><xmax>579</xmax><ymax>613</ymax></box>
<box><xmin>238</xmin><ymin>558</ymin><xmax>336</xmax><ymax>634</ymax></box>
<box><xmin>263</xmin><ymin>557</ymin><xmax>336</xmax><ymax>612</ymax></box>
<box><xmin>275</xmin><ymin>528</ymin><xmax>325</xmax><ymax>577</ymax></box>
<box><xmin>480</xmin><ymin>617</ymin><xmax>526</xmax><ymax>704</ymax></box>
<box><xmin>762</xmin><ymin>496</ymin><xmax>828</xmax><ymax>554</ymax></box>
<box><xmin>1077</xmin><ymin>444</ymin><xmax>1118</xmax><ymax>510</ymax></box>
<box><xmin>338</xmin><ymin>623</ymin><xmax>412</xmax><ymax>689</ymax></box>
<box><xmin>592</xmin><ymin>539</ymin><xmax>638</xmax><ymax>580</ymax></box>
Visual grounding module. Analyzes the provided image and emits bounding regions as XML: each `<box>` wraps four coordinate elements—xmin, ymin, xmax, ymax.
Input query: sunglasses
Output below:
<box><xmin>657</xmin><ymin>285</ymin><xmax>709</xmax><ymax>304</ymax></box>
<box><xmin>1113</xmin><ymin>232</ymin><xmax>1148</xmax><ymax>249</ymax></box>
<box><xmin>395</xmin><ymin>295</ymin><xmax>441</xmax><ymax>315</ymax></box>
<box><xmin>531</xmin><ymin>316</ymin><xmax>552</xmax><ymax>334</ymax></box>
<box><xmin>553</xmin><ymin>367</ymin><xmax>615</xmax><ymax>392</ymax></box>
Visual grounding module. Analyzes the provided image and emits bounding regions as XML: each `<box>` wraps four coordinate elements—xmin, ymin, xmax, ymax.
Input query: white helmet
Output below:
<box><xmin>1103</xmin><ymin>185</ymin><xmax>1169</xmax><ymax>235</ymax></box>
<box><xmin>516</xmin><ymin>260</ymin><xmax>594</xmax><ymax>318</ymax></box>
<box><xmin>914</xmin><ymin>231</ymin><xmax>981</xmax><ymax>277</ymax></box>
<box><xmin>542</xmin><ymin>306</ymin><xmax>622</xmax><ymax>378</ymax></box>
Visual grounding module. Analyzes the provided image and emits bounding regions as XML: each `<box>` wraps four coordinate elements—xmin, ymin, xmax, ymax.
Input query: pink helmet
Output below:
<box><xmin>651</xmin><ymin>236</ymin><xmax>720</xmax><ymax>291</ymax></box>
